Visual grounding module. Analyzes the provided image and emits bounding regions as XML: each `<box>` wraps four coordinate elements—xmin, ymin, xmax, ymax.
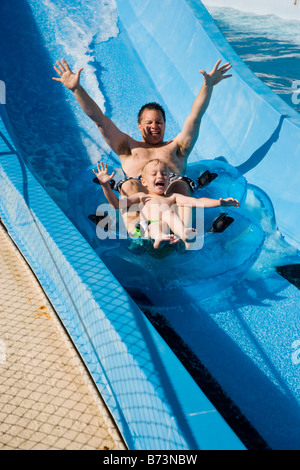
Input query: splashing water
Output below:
<box><xmin>243</xmin><ymin>186</ymin><xmax>299</xmax><ymax>281</ymax></box>
<box><xmin>28</xmin><ymin>0</ymin><xmax>119</xmax><ymax>112</ymax></box>
<box><xmin>205</xmin><ymin>6</ymin><xmax>300</xmax><ymax>112</ymax></box>
<box><xmin>0</xmin><ymin>0</ymin><xmax>120</xmax><ymax>210</ymax></box>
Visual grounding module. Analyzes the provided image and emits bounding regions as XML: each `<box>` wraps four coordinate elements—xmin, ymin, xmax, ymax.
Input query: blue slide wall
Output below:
<box><xmin>0</xmin><ymin>80</ymin><xmax>245</xmax><ymax>451</ymax></box>
<box><xmin>0</xmin><ymin>0</ymin><xmax>299</xmax><ymax>450</ymax></box>
<box><xmin>117</xmin><ymin>0</ymin><xmax>300</xmax><ymax>247</ymax></box>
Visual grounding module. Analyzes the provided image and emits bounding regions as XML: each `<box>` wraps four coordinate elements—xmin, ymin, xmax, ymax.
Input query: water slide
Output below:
<box><xmin>0</xmin><ymin>0</ymin><xmax>299</xmax><ymax>450</ymax></box>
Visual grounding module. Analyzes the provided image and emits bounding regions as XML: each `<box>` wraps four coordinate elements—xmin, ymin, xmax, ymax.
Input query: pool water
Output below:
<box><xmin>203</xmin><ymin>5</ymin><xmax>300</xmax><ymax>113</ymax></box>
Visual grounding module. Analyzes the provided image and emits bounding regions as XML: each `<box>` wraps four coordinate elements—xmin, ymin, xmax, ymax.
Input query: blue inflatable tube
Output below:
<box><xmin>69</xmin><ymin>159</ymin><xmax>264</xmax><ymax>307</ymax></box>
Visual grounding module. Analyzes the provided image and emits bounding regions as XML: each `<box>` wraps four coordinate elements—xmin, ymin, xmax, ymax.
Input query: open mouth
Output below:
<box><xmin>155</xmin><ymin>181</ymin><xmax>165</xmax><ymax>188</ymax></box>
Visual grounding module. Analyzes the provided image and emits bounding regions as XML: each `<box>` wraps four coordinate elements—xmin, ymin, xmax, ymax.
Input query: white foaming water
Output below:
<box><xmin>204</xmin><ymin>6</ymin><xmax>300</xmax><ymax>113</ymax></box>
<box><xmin>207</xmin><ymin>6</ymin><xmax>300</xmax><ymax>45</ymax></box>
<box><xmin>244</xmin><ymin>188</ymin><xmax>299</xmax><ymax>281</ymax></box>
<box><xmin>26</xmin><ymin>0</ymin><xmax>119</xmax><ymax>166</ymax></box>
<box><xmin>40</xmin><ymin>0</ymin><xmax>119</xmax><ymax>110</ymax></box>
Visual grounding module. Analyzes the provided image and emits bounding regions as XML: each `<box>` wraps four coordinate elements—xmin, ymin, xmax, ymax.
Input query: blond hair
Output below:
<box><xmin>141</xmin><ymin>159</ymin><xmax>169</xmax><ymax>178</ymax></box>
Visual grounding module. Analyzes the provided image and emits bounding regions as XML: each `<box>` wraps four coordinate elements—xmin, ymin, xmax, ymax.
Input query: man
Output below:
<box><xmin>53</xmin><ymin>58</ymin><xmax>232</xmax><ymax>229</ymax></box>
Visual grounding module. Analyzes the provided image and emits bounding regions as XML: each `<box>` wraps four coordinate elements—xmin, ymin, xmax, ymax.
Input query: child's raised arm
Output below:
<box><xmin>93</xmin><ymin>162</ymin><xmax>119</xmax><ymax>209</ymax></box>
<box><xmin>93</xmin><ymin>161</ymin><xmax>145</xmax><ymax>210</ymax></box>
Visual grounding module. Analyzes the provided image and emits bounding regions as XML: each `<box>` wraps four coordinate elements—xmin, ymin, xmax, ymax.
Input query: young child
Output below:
<box><xmin>93</xmin><ymin>159</ymin><xmax>239</xmax><ymax>249</ymax></box>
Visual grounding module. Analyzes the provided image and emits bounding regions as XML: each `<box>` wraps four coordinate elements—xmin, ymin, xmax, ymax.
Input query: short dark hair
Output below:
<box><xmin>138</xmin><ymin>102</ymin><xmax>166</xmax><ymax>123</ymax></box>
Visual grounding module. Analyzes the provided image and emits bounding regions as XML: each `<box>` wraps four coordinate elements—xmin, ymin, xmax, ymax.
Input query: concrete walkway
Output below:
<box><xmin>0</xmin><ymin>221</ymin><xmax>126</xmax><ymax>450</ymax></box>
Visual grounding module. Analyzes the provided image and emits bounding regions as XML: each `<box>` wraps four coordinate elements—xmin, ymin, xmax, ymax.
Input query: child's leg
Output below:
<box><xmin>147</xmin><ymin>219</ymin><xmax>180</xmax><ymax>249</ymax></box>
<box><xmin>162</xmin><ymin>209</ymin><xmax>196</xmax><ymax>249</ymax></box>
<box><xmin>166</xmin><ymin>180</ymin><xmax>193</xmax><ymax>228</ymax></box>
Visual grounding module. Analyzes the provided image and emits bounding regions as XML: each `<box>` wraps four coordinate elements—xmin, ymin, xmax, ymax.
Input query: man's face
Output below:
<box><xmin>141</xmin><ymin>161</ymin><xmax>169</xmax><ymax>194</ymax></box>
<box><xmin>138</xmin><ymin>109</ymin><xmax>165</xmax><ymax>145</ymax></box>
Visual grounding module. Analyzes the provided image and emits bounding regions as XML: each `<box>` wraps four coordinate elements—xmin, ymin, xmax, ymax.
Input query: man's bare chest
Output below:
<box><xmin>123</xmin><ymin>142</ymin><xmax>182</xmax><ymax>175</ymax></box>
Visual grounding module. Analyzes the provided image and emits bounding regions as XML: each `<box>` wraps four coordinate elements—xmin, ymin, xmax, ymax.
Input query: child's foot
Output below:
<box><xmin>184</xmin><ymin>227</ymin><xmax>197</xmax><ymax>242</ymax></box>
<box><xmin>153</xmin><ymin>234</ymin><xmax>180</xmax><ymax>250</ymax></box>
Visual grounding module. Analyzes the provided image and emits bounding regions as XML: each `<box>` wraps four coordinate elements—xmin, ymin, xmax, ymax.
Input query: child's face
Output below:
<box><xmin>141</xmin><ymin>161</ymin><xmax>169</xmax><ymax>194</ymax></box>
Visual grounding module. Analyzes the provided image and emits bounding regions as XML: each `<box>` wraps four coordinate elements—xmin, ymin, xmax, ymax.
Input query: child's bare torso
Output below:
<box><xmin>137</xmin><ymin>192</ymin><xmax>178</xmax><ymax>222</ymax></box>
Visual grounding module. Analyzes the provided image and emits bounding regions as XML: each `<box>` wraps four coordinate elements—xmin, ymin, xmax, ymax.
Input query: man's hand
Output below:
<box><xmin>93</xmin><ymin>161</ymin><xmax>115</xmax><ymax>186</ymax></box>
<box><xmin>52</xmin><ymin>59</ymin><xmax>83</xmax><ymax>91</ymax></box>
<box><xmin>200</xmin><ymin>59</ymin><xmax>232</xmax><ymax>87</ymax></box>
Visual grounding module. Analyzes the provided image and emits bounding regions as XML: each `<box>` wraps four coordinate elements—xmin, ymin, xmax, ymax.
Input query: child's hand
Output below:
<box><xmin>220</xmin><ymin>197</ymin><xmax>240</xmax><ymax>207</ymax></box>
<box><xmin>93</xmin><ymin>161</ymin><xmax>115</xmax><ymax>186</ymax></box>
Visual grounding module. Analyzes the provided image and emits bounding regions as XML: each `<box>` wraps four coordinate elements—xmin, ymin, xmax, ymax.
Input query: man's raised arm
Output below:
<box><xmin>53</xmin><ymin>59</ymin><xmax>130</xmax><ymax>156</ymax></box>
<box><xmin>176</xmin><ymin>59</ymin><xmax>232</xmax><ymax>158</ymax></box>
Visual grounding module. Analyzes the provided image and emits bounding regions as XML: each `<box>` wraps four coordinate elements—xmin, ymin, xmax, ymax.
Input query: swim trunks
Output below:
<box><xmin>168</xmin><ymin>173</ymin><xmax>196</xmax><ymax>192</ymax></box>
<box><xmin>133</xmin><ymin>220</ymin><xmax>160</xmax><ymax>238</ymax></box>
<box><xmin>115</xmin><ymin>172</ymin><xmax>195</xmax><ymax>193</ymax></box>
<box><xmin>115</xmin><ymin>176</ymin><xmax>141</xmax><ymax>193</ymax></box>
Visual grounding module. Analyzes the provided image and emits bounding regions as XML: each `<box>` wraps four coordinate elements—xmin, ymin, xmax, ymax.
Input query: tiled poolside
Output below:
<box><xmin>0</xmin><ymin>220</ymin><xmax>125</xmax><ymax>450</ymax></box>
